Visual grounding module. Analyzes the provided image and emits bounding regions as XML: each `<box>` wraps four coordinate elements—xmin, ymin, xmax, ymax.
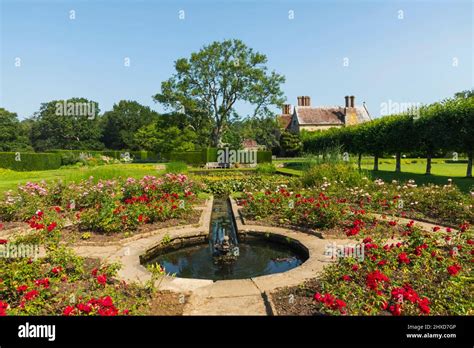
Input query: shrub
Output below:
<box><xmin>302</xmin><ymin>163</ymin><xmax>369</xmax><ymax>188</ymax></box>
<box><xmin>255</xmin><ymin>163</ymin><xmax>276</xmax><ymax>174</ymax></box>
<box><xmin>165</xmin><ymin>162</ymin><xmax>188</xmax><ymax>173</ymax></box>
<box><xmin>257</xmin><ymin>151</ymin><xmax>272</xmax><ymax>163</ymax></box>
<box><xmin>0</xmin><ymin>152</ymin><xmax>62</xmax><ymax>171</ymax></box>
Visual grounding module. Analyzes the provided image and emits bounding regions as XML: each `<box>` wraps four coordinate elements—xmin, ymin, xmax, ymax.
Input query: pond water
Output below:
<box><xmin>145</xmin><ymin>195</ymin><xmax>306</xmax><ymax>280</ymax></box>
<box><xmin>147</xmin><ymin>240</ymin><xmax>305</xmax><ymax>280</ymax></box>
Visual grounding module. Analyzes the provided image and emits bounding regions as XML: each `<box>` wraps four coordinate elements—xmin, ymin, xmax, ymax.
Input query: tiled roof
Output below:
<box><xmin>277</xmin><ymin>115</ymin><xmax>292</xmax><ymax>129</ymax></box>
<box><xmin>295</xmin><ymin>106</ymin><xmax>371</xmax><ymax>125</ymax></box>
<box><xmin>295</xmin><ymin>106</ymin><xmax>345</xmax><ymax>125</ymax></box>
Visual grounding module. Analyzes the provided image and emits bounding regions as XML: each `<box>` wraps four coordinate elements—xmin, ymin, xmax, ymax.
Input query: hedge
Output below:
<box><xmin>168</xmin><ymin>151</ymin><xmax>205</xmax><ymax>165</ymax></box>
<box><xmin>0</xmin><ymin>152</ymin><xmax>62</xmax><ymax>171</ymax></box>
<box><xmin>167</xmin><ymin>148</ymin><xmax>272</xmax><ymax>165</ymax></box>
<box><xmin>47</xmin><ymin>150</ymin><xmax>159</xmax><ymax>164</ymax></box>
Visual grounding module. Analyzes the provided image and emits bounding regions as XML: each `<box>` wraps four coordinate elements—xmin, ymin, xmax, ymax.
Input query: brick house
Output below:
<box><xmin>277</xmin><ymin>95</ymin><xmax>371</xmax><ymax>133</ymax></box>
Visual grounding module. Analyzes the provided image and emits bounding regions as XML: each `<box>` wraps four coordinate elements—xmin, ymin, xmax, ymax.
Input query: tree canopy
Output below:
<box><xmin>154</xmin><ymin>39</ymin><xmax>285</xmax><ymax>146</ymax></box>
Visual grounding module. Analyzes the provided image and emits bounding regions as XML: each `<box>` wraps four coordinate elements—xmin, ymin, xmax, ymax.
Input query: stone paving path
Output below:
<box><xmin>0</xmin><ymin>198</ymin><xmax>459</xmax><ymax>316</ymax></box>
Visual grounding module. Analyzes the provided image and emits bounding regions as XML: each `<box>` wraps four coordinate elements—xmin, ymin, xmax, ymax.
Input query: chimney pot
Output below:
<box><xmin>305</xmin><ymin>96</ymin><xmax>311</xmax><ymax>106</ymax></box>
<box><xmin>297</xmin><ymin>96</ymin><xmax>304</xmax><ymax>106</ymax></box>
<box><xmin>350</xmin><ymin>95</ymin><xmax>355</xmax><ymax>108</ymax></box>
<box><xmin>282</xmin><ymin>104</ymin><xmax>291</xmax><ymax>114</ymax></box>
<box><xmin>345</xmin><ymin>96</ymin><xmax>350</xmax><ymax>108</ymax></box>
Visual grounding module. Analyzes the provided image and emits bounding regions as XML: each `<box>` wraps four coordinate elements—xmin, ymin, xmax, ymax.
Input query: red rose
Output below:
<box><xmin>24</xmin><ymin>290</ymin><xmax>39</xmax><ymax>301</ymax></box>
<box><xmin>101</xmin><ymin>296</ymin><xmax>114</xmax><ymax>307</ymax></box>
<box><xmin>77</xmin><ymin>303</ymin><xmax>92</xmax><ymax>313</ymax></box>
<box><xmin>34</xmin><ymin>278</ymin><xmax>50</xmax><ymax>289</ymax></box>
<box><xmin>96</xmin><ymin>274</ymin><xmax>107</xmax><ymax>285</ymax></box>
<box><xmin>0</xmin><ymin>301</ymin><xmax>8</xmax><ymax>316</ymax></box>
<box><xmin>341</xmin><ymin>275</ymin><xmax>352</xmax><ymax>282</ymax></box>
<box><xmin>418</xmin><ymin>298</ymin><xmax>430</xmax><ymax>314</ymax></box>
<box><xmin>16</xmin><ymin>285</ymin><xmax>28</xmax><ymax>293</ymax></box>
<box><xmin>447</xmin><ymin>264</ymin><xmax>461</xmax><ymax>276</ymax></box>
<box><xmin>398</xmin><ymin>252</ymin><xmax>410</xmax><ymax>264</ymax></box>
<box><xmin>51</xmin><ymin>266</ymin><xmax>62</xmax><ymax>275</ymax></box>
<box><xmin>63</xmin><ymin>306</ymin><xmax>75</xmax><ymax>316</ymax></box>
<box><xmin>0</xmin><ymin>239</ymin><xmax>7</xmax><ymax>245</ymax></box>
<box><xmin>47</xmin><ymin>222</ymin><xmax>57</xmax><ymax>232</ymax></box>
<box><xmin>389</xmin><ymin>304</ymin><xmax>401</xmax><ymax>316</ymax></box>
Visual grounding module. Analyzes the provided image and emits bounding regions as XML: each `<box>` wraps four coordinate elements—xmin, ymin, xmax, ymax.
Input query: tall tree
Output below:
<box><xmin>102</xmin><ymin>100</ymin><xmax>159</xmax><ymax>150</ymax></box>
<box><xmin>134</xmin><ymin>113</ymin><xmax>197</xmax><ymax>155</ymax></box>
<box><xmin>0</xmin><ymin>108</ymin><xmax>32</xmax><ymax>151</ymax></box>
<box><xmin>154</xmin><ymin>39</ymin><xmax>285</xmax><ymax>146</ymax></box>
<box><xmin>30</xmin><ymin>98</ymin><xmax>103</xmax><ymax>151</ymax></box>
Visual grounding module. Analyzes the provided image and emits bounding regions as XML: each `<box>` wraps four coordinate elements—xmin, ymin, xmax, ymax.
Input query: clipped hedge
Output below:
<box><xmin>168</xmin><ymin>147</ymin><xmax>272</xmax><ymax>165</ymax></box>
<box><xmin>47</xmin><ymin>149</ymin><xmax>159</xmax><ymax>164</ymax></box>
<box><xmin>0</xmin><ymin>152</ymin><xmax>62</xmax><ymax>171</ymax></box>
<box><xmin>168</xmin><ymin>151</ymin><xmax>205</xmax><ymax>165</ymax></box>
<box><xmin>257</xmin><ymin>151</ymin><xmax>272</xmax><ymax>163</ymax></box>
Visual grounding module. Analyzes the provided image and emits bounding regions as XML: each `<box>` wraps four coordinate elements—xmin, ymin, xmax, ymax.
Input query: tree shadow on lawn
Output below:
<box><xmin>368</xmin><ymin>170</ymin><xmax>474</xmax><ymax>193</ymax></box>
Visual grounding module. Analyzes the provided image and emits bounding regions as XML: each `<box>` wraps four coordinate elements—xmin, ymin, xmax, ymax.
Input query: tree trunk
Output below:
<box><xmin>358</xmin><ymin>153</ymin><xmax>362</xmax><ymax>171</ymax></box>
<box><xmin>373</xmin><ymin>154</ymin><xmax>379</xmax><ymax>171</ymax></box>
<box><xmin>213</xmin><ymin>126</ymin><xmax>223</xmax><ymax>147</ymax></box>
<box><xmin>395</xmin><ymin>152</ymin><xmax>401</xmax><ymax>172</ymax></box>
<box><xmin>425</xmin><ymin>153</ymin><xmax>432</xmax><ymax>175</ymax></box>
<box><xmin>467</xmin><ymin>151</ymin><xmax>473</xmax><ymax>178</ymax></box>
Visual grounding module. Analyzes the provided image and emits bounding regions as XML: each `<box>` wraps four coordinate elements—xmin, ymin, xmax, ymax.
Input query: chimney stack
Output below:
<box><xmin>350</xmin><ymin>95</ymin><xmax>355</xmax><ymax>108</ymax></box>
<box><xmin>345</xmin><ymin>96</ymin><xmax>350</xmax><ymax>108</ymax></box>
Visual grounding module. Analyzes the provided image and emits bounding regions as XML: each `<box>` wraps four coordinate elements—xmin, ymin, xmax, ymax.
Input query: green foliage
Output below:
<box><xmin>0</xmin><ymin>152</ymin><xmax>62</xmax><ymax>171</ymax></box>
<box><xmin>303</xmin><ymin>94</ymin><xmax>474</xmax><ymax>176</ymax></box>
<box><xmin>199</xmin><ymin>173</ymin><xmax>298</xmax><ymax>195</ymax></box>
<box><xmin>154</xmin><ymin>39</ymin><xmax>285</xmax><ymax>146</ymax></box>
<box><xmin>134</xmin><ymin>118</ymin><xmax>197</xmax><ymax>155</ymax></box>
<box><xmin>302</xmin><ymin>163</ymin><xmax>370</xmax><ymax>188</ymax></box>
<box><xmin>0</xmin><ymin>108</ymin><xmax>32</xmax><ymax>151</ymax></box>
<box><xmin>165</xmin><ymin>162</ymin><xmax>188</xmax><ymax>174</ymax></box>
<box><xmin>279</xmin><ymin>131</ymin><xmax>302</xmax><ymax>156</ymax></box>
<box><xmin>255</xmin><ymin>163</ymin><xmax>276</xmax><ymax>174</ymax></box>
<box><xmin>101</xmin><ymin>100</ymin><xmax>159</xmax><ymax>150</ymax></box>
<box><xmin>168</xmin><ymin>151</ymin><xmax>205</xmax><ymax>166</ymax></box>
<box><xmin>30</xmin><ymin>98</ymin><xmax>104</xmax><ymax>152</ymax></box>
<box><xmin>257</xmin><ymin>151</ymin><xmax>272</xmax><ymax>163</ymax></box>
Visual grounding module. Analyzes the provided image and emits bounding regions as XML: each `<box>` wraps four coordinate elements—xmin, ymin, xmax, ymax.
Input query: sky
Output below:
<box><xmin>0</xmin><ymin>0</ymin><xmax>472</xmax><ymax>120</ymax></box>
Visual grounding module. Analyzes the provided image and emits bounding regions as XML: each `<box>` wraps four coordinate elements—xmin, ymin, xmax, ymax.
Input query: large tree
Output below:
<box><xmin>101</xmin><ymin>100</ymin><xmax>159</xmax><ymax>150</ymax></box>
<box><xmin>30</xmin><ymin>98</ymin><xmax>103</xmax><ymax>151</ymax></box>
<box><xmin>0</xmin><ymin>108</ymin><xmax>32</xmax><ymax>151</ymax></box>
<box><xmin>134</xmin><ymin>113</ymin><xmax>197</xmax><ymax>155</ymax></box>
<box><xmin>154</xmin><ymin>39</ymin><xmax>285</xmax><ymax>146</ymax></box>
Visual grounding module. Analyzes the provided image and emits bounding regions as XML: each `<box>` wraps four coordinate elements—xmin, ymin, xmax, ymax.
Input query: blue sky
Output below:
<box><xmin>1</xmin><ymin>0</ymin><xmax>472</xmax><ymax>120</ymax></box>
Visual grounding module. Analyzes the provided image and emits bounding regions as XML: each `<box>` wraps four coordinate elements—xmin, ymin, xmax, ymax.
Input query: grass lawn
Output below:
<box><xmin>0</xmin><ymin>163</ymin><xmax>164</xmax><ymax>195</ymax></box>
<box><xmin>280</xmin><ymin>157</ymin><xmax>474</xmax><ymax>193</ymax></box>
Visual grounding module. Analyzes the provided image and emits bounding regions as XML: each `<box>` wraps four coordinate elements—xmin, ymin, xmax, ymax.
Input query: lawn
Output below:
<box><xmin>279</xmin><ymin>157</ymin><xmax>474</xmax><ymax>193</ymax></box>
<box><xmin>0</xmin><ymin>164</ymin><xmax>164</xmax><ymax>195</ymax></box>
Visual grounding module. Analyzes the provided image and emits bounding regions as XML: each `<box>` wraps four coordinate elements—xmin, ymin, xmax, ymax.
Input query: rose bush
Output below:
<box><xmin>0</xmin><ymin>244</ymin><xmax>151</xmax><ymax>316</ymax></box>
<box><xmin>309</xmin><ymin>223</ymin><xmax>473</xmax><ymax>315</ymax></box>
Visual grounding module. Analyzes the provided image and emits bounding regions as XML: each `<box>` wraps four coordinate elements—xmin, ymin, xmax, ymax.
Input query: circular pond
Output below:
<box><xmin>146</xmin><ymin>239</ymin><xmax>307</xmax><ymax>281</ymax></box>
